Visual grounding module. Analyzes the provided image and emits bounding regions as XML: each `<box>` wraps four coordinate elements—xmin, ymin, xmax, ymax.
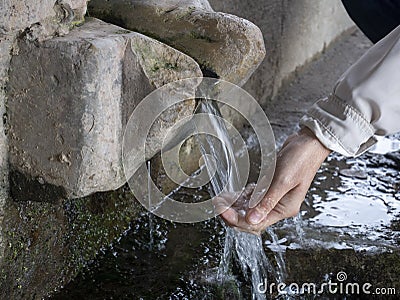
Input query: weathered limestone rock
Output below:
<box><xmin>88</xmin><ymin>0</ymin><xmax>266</xmax><ymax>87</ymax></box>
<box><xmin>0</xmin><ymin>1</ymin><xmax>266</xmax><ymax>299</ymax></box>
<box><xmin>1</xmin><ymin>18</ymin><xmax>201</xmax><ymax>299</ymax></box>
<box><xmin>0</xmin><ymin>37</ymin><xmax>11</xmax><ymax>273</ymax></box>
<box><xmin>7</xmin><ymin>18</ymin><xmax>202</xmax><ymax>198</ymax></box>
<box><xmin>0</xmin><ymin>0</ymin><xmax>88</xmax><ymax>34</ymax></box>
<box><xmin>0</xmin><ymin>1</ymin><xmax>91</xmax><ymax>296</ymax></box>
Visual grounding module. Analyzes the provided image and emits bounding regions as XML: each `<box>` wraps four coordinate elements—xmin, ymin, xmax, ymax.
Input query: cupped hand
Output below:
<box><xmin>217</xmin><ymin>127</ymin><xmax>331</xmax><ymax>234</ymax></box>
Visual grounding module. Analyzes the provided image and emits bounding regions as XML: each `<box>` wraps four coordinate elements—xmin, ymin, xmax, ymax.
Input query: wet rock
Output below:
<box><xmin>0</xmin><ymin>35</ymin><xmax>14</xmax><ymax>275</ymax></box>
<box><xmin>7</xmin><ymin>18</ymin><xmax>201</xmax><ymax>199</ymax></box>
<box><xmin>88</xmin><ymin>0</ymin><xmax>266</xmax><ymax>87</ymax></box>
<box><xmin>0</xmin><ymin>184</ymin><xmax>143</xmax><ymax>300</ymax></box>
<box><xmin>385</xmin><ymin>151</ymin><xmax>400</xmax><ymax>169</ymax></box>
<box><xmin>284</xmin><ymin>248</ymin><xmax>400</xmax><ymax>293</ymax></box>
<box><xmin>339</xmin><ymin>168</ymin><xmax>368</xmax><ymax>180</ymax></box>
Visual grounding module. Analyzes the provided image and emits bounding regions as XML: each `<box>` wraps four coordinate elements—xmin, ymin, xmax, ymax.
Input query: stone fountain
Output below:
<box><xmin>0</xmin><ymin>0</ymin><xmax>266</xmax><ymax>298</ymax></box>
<box><xmin>0</xmin><ymin>0</ymin><xmax>359</xmax><ymax>298</ymax></box>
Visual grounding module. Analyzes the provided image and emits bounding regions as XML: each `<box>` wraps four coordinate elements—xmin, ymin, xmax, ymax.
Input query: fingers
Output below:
<box><xmin>218</xmin><ymin>190</ymin><xmax>304</xmax><ymax>234</ymax></box>
<box><xmin>212</xmin><ymin>192</ymin><xmax>238</xmax><ymax>214</ymax></box>
<box><xmin>260</xmin><ymin>193</ymin><xmax>302</xmax><ymax>227</ymax></box>
<box><xmin>215</xmin><ymin>186</ymin><xmax>267</xmax><ymax>235</ymax></box>
<box><xmin>246</xmin><ymin>176</ymin><xmax>294</xmax><ymax>225</ymax></box>
<box><xmin>220</xmin><ymin>208</ymin><xmax>263</xmax><ymax>235</ymax></box>
<box><xmin>220</xmin><ymin>207</ymin><xmax>238</xmax><ymax>225</ymax></box>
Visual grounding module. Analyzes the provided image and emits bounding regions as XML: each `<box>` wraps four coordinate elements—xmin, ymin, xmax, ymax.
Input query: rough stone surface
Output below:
<box><xmin>0</xmin><ymin>183</ymin><xmax>143</xmax><ymax>300</ymax></box>
<box><xmin>0</xmin><ymin>0</ymin><xmax>88</xmax><ymax>34</ymax></box>
<box><xmin>88</xmin><ymin>0</ymin><xmax>266</xmax><ymax>87</ymax></box>
<box><xmin>0</xmin><ymin>0</ymin><xmax>90</xmax><ymax>273</ymax></box>
<box><xmin>0</xmin><ymin>37</ymin><xmax>11</xmax><ymax>271</ymax></box>
<box><xmin>7</xmin><ymin>18</ymin><xmax>201</xmax><ymax>199</ymax></box>
<box><xmin>208</xmin><ymin>0</ymin><xmax>354</xmax><ymax>104</ymax></box>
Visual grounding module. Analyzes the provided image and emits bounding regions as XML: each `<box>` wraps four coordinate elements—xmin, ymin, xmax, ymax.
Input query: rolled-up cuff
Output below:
<box><xmin>299</xmin><ymin>95</ymin><xmax>377</xmax><ymax>157</ymax></box>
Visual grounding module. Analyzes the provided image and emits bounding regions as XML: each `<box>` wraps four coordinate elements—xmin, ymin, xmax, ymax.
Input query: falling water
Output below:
<box><xmin>147</xmin><ymin>161</ymin><xmax>154</xmax><ymax>251</ymax></box>
<box><xmin>195</xmin><ymin>99</ymin><xmax>287</xmax><ymax>299</ymax></box>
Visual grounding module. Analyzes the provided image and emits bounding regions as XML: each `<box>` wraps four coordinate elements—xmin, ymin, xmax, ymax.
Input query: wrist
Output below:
<box><xmin>298</xmin><ymin>127</ymin><xmax>332</xmax><ymax>158</ymax></box>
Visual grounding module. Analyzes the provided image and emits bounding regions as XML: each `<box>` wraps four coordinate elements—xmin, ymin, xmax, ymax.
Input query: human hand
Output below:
<box><xmin>217</xmin><ymin>127</ymin><xmax>331</xmax><ymax>234</ymax></box>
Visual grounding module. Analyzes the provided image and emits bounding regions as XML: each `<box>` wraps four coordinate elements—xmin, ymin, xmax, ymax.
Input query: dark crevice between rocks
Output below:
<box><xmin>9</xmin><ymin>169</ymin><xmax>67</xmax><ymax>204</ymax></box>
<box><xmin>201</xmin><ymin>66</ymin><xmax>219</xmax><ymax>79</ymax></box>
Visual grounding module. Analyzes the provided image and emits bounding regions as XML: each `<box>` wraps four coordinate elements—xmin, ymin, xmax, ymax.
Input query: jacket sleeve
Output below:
<box><xmin>300</xmin><ymin>25</ymin><xmax>400</xmax><ymax>157</ymax></box>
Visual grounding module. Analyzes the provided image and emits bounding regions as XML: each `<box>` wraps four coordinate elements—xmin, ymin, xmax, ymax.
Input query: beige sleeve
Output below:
<box><xmin>300</xmin><ymin>25</ymin><xmax>400</xmax><ymax>157</ymax></box>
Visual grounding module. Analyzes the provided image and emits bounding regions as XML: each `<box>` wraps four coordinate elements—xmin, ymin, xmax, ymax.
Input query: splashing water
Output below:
<box><xmin>195</xmin><ymin>99</ymin><xmax>287</xmax><ymax>299</ymax></box>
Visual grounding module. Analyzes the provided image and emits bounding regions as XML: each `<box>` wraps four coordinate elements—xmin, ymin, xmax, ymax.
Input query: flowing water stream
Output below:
<box><xmin>195</xmin><ymin>99</ymin><xmax>287</xmax><ymax>299</ymax></box>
